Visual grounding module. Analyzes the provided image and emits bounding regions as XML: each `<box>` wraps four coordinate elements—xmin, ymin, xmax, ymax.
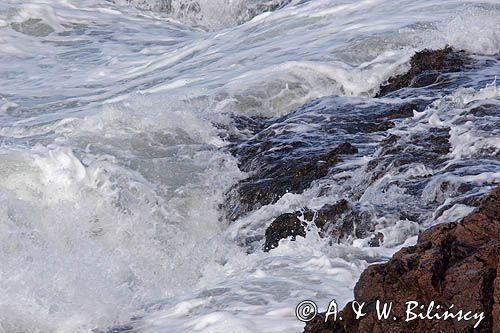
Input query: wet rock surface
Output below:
<box><xmin>93</xmin><ymin>48</ymin><xmax>500</xmax><ymax>333</ymax></box>
<box><xmin>263</xmin><ymin>199</ymin><xmax>374</xmax><ymax>252</ymax></box>
<box><xmin>227</xmin><ymin>101</ymin><xmax>460</xmax><ymax>251</ymax></box>
<box><xmin>304</xmin><ymin>187</ymin><xmax>500</xmax><ymax>333</ymax></box>
<box><xmin>222</xmin><ymin>97</ymin><xmax>432</xmax><ymax>222</ymax></box>
<box><xmin>220</xmin><ymin>49</ymin><xmax>500</xmax><ymax>254</ymax></box>
<box><xmin>365</xmin><ymin>126</ymin><xmax>452</xmax><ymax>206</ymax></box>
<box><xmin>376</xmin><ymin>47</ymin><xmax>472</xmax><ymax>97</ymax></box>
<box><xmin>264</xmin><ymin>211</ymin><xmax>307</xmax><ymax>252</ymax></box>
<box><xmin>230</xmin><ymin>141</ymin><xmax>358</xmax><ymax>219</ymax></box>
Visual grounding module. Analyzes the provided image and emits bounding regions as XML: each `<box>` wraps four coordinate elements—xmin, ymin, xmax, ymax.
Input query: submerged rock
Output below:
<box><xmin>365</xmin><ymin>125</ymin><xmax>453</xmax><ymax>222</ymax></box>
<box><xmin>222</xmin><ymin>96</ymin><xmax>428</xmax><ymax>222</ymax></box>
<box><xmin>222</xmin><ymin>51</ymin><xmax>497</xmax><ymax>254</ymax></box>
<box><xmin>376</xmin><ymin>47</ymin><xmax>471</xmax><ymax>97</ymax></box>
<box><xmin>304</xmin><ymin>187</ymin><xmax>500</xmax><ymax>333</ymax></box>
<box><xmin>11</xmin><ymin>18</ymin><xmax>55</xmax><ymax>37</ymax></box>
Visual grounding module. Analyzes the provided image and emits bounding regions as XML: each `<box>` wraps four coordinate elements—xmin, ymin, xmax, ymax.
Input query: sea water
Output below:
<box><xmin>0</xmin><ymin>0</ymin><xmax>499</xmax><ymax>332</ymax></box>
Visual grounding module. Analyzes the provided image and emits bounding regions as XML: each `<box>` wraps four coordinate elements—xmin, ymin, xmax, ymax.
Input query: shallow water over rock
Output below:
<box><xmin>1</xmin><ymin>1</ymin><xmax>499</xmax><ymax>332</ymax></box>
<box><xmin>221</xmin><ymin>50</ymin><xmax>499</xmax><ymax>256</ymax></box>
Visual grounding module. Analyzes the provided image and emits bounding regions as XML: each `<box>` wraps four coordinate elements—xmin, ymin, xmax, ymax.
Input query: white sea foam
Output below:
<box><xmin>0</xmin><ymin>0</ymin><xmax>499</xmax><ymax>332</ymax></box>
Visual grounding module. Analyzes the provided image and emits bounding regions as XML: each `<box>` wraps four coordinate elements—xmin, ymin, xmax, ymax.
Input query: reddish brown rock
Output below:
<box><xmin>305</xmin><ymin>187</ymin><xmax>500</xmax><ymax>333</ymax></box>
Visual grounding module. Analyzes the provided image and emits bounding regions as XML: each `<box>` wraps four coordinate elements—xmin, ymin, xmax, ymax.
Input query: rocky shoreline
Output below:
<box><xmin>220</xmin><ymin>47</ymin><xmax>500</xmax><ymax>332</ymax></box>
<box><xmin>304</xmin><ymin>186</ymin><xmax>499</xmax><ymax>333</ymax></box>
<box><xmin>298</xmin><ymin>48</ymin><xmax>499</xmax><ymax>332</ymax></box>
<box><xmin>223</xmin><ymin>47</ymin><xmax>497</xmax><ymax>249</ymax></box>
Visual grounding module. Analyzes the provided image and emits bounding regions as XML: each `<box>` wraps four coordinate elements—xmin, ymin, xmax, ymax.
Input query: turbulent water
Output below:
<box><xmin>0</xmin><ymin>0</ymin><xmax>499</xmax><ymax>332</ymax></box>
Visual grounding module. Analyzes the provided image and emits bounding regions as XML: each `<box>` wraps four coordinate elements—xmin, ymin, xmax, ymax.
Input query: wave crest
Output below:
<box><xmin>113</xmin><ymin>0</ymin><xmax>292</xmax><ymax>29</ymax></box>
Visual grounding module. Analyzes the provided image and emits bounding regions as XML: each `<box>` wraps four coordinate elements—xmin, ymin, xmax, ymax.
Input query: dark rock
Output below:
<box><xmin>304</xmin><ymin>187</ymin><xmax>500</xmax><ymax>333</ymax></box>
<box><xmin>357</xmin><ymin>120</ymin><xmax>394</xmax><ymax>133</ymax></box>
<box><xmin>263</xmin><ymin>211</ymin><xmax>307</xmax><ymax>252</ymax></box>
<box><xmin>376</xmin><ymin>47</ymin><xmax>471</xmax><ymax>97</ymax></box>
<box><xmin>231</xmin><ymin>114</ymin><xmax>269</xmax><ymax>135</ymax></box>
<box><xmin>264</xmin><ymin>199</ymin><xmax>376</xmax><ymax>251</ymax></box>
<box><xmin>221</xmin><ymin>51</ymin><xmax>493</xmax><ymax>227</ymax></box>
<box><xmin>222</xmin><ymin>94</ymin><xmax>441</xmax><ymax>223</ymax></box>
<box><xmin>368</xmin><ymin>232</ymin><xmax>384</xmax><ymax>247</ymax></box>
<box><xmin>366</xmin><ymin>126</ymin><xmax>451</xmax><ymax>202</ymax></box>
<box><xmin>217</xmin><ymin>114</ymin><xmax>269</xmax><ymax>146</ymax></box>
<box><xmin>227</xmin><ymin>142</ymin><xmax>358</xmax><ymax>221</ymax></box>
<box><xmin>315</xmin><ymin>200</ymin><xmax>374</xmax><ymax>242</ymax></box>
<box><xmin>468</xmin><ymin>104</ymin><xmax>500</xmax><ymax>117</ymax></box>
<box><xmin>384</xmin><ymin>100</ymin><xmax>429</xmax><ymax>119</ymax></box>
<box><xmin>313</xmin><ymin>200</ymin><xmax>351</xmax><ymax>229</ymax></box>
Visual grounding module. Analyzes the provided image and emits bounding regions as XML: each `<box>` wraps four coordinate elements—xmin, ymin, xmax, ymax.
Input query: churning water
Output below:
<box><xmin>0</xmin><ymin>0</ymin><xmax>499</xmax><ymax>332</ymax></box>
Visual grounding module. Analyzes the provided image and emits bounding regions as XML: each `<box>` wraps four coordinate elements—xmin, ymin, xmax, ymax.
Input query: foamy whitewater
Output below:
<box><xmin>0</xmin><ymin>0</ymin><xmax>499</xmax><ymax>332</ymax></box>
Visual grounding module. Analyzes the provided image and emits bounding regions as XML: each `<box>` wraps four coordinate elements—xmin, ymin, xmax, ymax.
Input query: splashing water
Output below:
<box><xmin>112</xmin><ymin>0</ymin><xmax>293</xmax><ymax>29</ymax></box>
<box><xmin>0</xmin><ymin>0</ymin><xmax>499</xmax><ymax>332</ymax></box>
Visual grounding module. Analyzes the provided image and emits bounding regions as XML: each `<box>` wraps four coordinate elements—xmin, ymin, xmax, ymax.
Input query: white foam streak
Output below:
<box><xmin>0</xmin><ymin>0</ymin><xmax>499</xmax><ymax>332</ymax></box>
